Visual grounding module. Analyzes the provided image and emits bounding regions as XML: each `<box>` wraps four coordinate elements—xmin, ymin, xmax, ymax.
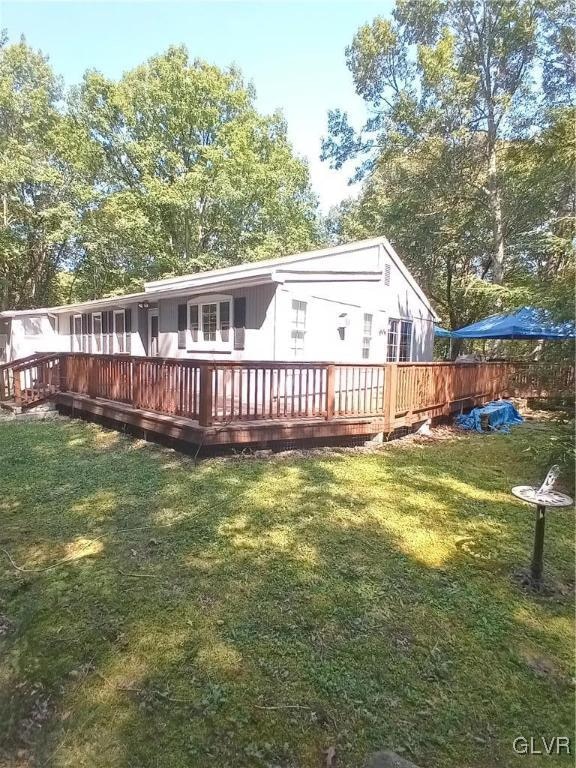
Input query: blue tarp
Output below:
<box><xmin>455</xmin><ymin>400</ymin><xmax>524</xmax><ymax>433</ymax></box>
<box><xmin>434</xmin><ymin>326</ymin><xmax>455</xmax><ymax>338</ymax></box>
<box><xmin>452</xmin><ymin>307</ymin><xmax>575</xmax><ymax>340</ymax></box>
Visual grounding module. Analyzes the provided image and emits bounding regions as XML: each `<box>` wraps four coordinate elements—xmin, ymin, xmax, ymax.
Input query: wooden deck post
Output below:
<box><xmin>198</xmin><ymin>364</ymin><xmax>214</xmax><ymax>427</ymax></box>
<box><xmin>13</xmin><ymin>367</ymin><xmax>22</xmax><ymax>406</ymax></box>
<box><xmin>325</xmin><ymin>364</ymin><xmax>335</xmax><ymax>420</ymax></box>
<box><xmin>383</xmin><ymin>363</ymin><xmax>398</xmax><ymax>430</ymax></box>
<box><xmin>59</xmin><ymin>355</ymin><xmax>68</xmax><ymax>393</ymax></box>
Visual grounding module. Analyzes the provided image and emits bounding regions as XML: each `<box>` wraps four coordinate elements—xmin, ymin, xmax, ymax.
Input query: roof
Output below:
<box><xmin>0</xmin><ymin>237</ymin><xmax>438</xmax><ymax>319</ymax></box>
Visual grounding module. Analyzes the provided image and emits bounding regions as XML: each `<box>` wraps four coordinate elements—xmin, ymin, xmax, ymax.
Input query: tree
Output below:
<box><xmin>70</xmin><ymin>46</ymin><xmax>319</xmax><ymax>298</ymax></box>
<box><xmin>323</xmin><ymin>0</ymin><xmax>539</xmax><ymax>284</ymax></box>
<box><xmin>0</xmin><ymin>36</ymin><xmax>84</xmax><ymax>309</ymax></box>
<box><xmin>322</xmin><ymin>0</ymin><xmax>574</xmax><ymax>328</ymax></box>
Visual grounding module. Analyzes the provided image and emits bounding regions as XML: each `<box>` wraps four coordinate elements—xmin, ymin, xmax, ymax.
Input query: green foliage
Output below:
<box><xmin>0</xmin><ymin>416</ymin><xmax>573</xmax><ymax>766</ymax></box>
<box><xmin>0</xmin><ymin>37</ymin><xmax>84</xmax><ymax>309</ymax></box>
<box><xmin>0</xmin><ymin>40</ymin><xmax>320</xmax><ymax>307</ymax></box>
<box><xmin>323</xmin><ymin>1</ymin><xmax>575</xmax><ymax>334</ymax></box>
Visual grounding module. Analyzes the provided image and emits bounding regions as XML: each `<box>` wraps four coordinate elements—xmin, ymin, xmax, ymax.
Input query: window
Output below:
<box><xmin>73</xmin><ymin>314</ymin><xmax>82</xmax><ymax>352</ymax></box>
<box><xmin>399</xmin><ymin>321</ymin><xmax>413</xmax><ymax>361</ymax></box>
<box><xmin>92</xmin><ymin>312</ymin><xmax>103</xmax><ymax>353</ymax></box>
<box><xmin>362</xmin><ymin>313</ymin><xmax>373</xmax><ymax>360</ymax></box>
<box><xmin>202</xmin><ymin>303</ymin><xmax>217</xmax><ymax>342</ymax></box>
<box><xmin>114</xmin><ymin>310</ymin><xmax>126</xmax><ymax>353</ymax></box>
<box><xmin>387</xmin><ymin>319</ymin><xmax>399</xmax><ymax>361</ymax></box>
<box><xmin>23</xmin><ymin>317</ymin><xmax>43</xmax><ymax>336</ymax></box>
<box><xmin>290</xmin><ymin>299</ymin><xmax>307</xmax><ymax>356</ymax></box>
<box><xmin>387</xmin><ymin>318</ymin><xmax>413</xmax><ymax>362</ymax></box>
<box><xmin>188</xmin><ymin>296</ymin><xmax>232</xmax><ymax>347</ymax></box>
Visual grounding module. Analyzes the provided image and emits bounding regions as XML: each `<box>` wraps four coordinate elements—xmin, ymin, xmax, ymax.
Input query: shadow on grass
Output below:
<box><xmin>0</xmin><ymin>418</ymin><xmax>573</xmax><ymax>768</ymax></box>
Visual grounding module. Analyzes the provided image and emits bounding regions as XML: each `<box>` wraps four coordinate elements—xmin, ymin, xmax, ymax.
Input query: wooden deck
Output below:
<box><xmin>2</xmin><ymin>353</ymin><xmax>574</xmax><ymax>448</ymax></box>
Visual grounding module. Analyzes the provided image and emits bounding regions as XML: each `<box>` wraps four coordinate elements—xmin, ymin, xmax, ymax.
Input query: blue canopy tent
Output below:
<box><xmin>452</xmin><ymin>307</ymin><xmax>575</xmax><ymax>340</ymax></box>
<box><xmin>434</xmin><ymin>326</ymin><xmax>456</xmax><ymax>338</ymax></box>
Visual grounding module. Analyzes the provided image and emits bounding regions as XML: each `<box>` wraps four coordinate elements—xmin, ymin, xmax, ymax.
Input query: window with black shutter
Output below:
<box><xmin>186</xmin><ymin>295</ymin><xmax>234</xmax><ymax>349</ymax></box>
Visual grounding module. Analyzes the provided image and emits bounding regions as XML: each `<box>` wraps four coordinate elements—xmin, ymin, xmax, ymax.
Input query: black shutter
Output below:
<box><xmin>177</xmin><ymin>304</ymin><xmax>187</xmax><ymax>349</ymax></box>
<box><xmin>108</xmin><ymin>311</ymin><xmax>114</xmax><ymax>354</ymax></box>
<box><xmin>125</xmin><ymin>308</ymin><xmax>132</xmax><ymax>354</ymax></box>
<box><xmin>87</xmin><ymin>314</ymin><xmax>92</xmax><ymax>353</ymax></box>
<box><xmin>102</xmin><ymin>311</ymin><xmax>108</xmax><ymax>354</ymax></box>
<box><xmin>69</xmin><ymin>315</ymin><xmax>74</xmax><ymax>351</ymax></box>
<box><xmin>233</xmin><ymin>297</ymin><xmax>246</xmax><ymax>351</ymax></box>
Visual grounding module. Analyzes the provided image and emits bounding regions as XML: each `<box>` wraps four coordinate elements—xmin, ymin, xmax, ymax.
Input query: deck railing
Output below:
<box><xmin>5</xmin><ymin>353</ymin><xmax>574</xmax><ymax>430</ymax></box>
<box><xmin>62</xmin><ymin>354</ymin><xmax>202</xmax><ymax>420</ymax></box>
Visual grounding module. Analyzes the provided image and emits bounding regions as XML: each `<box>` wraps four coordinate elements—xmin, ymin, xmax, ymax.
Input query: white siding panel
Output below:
<box><xmin>10</xmin><ymin>314</ymin><xmax>66</xmax><ymax>360</ymax></box>
<box><xmin>277</xmin><ymin>273</ymin><xmax>435</xmax><ymax>363</ymax></box>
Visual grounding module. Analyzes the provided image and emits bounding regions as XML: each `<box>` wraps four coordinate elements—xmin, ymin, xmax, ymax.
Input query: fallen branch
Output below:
<box><xmin>0</xmin><ymin>525</ymin><xmax>161</xmax><ymax>575</ymax></box>
<box><xmin>95</xmin><ymin>671</ymin><xmax>196</xmax><ymax>704</ymax></box>
<box><xmin>117</xmin><ymin>570</ymin><xmax>160</xmax><ymax>578</ymax></box>
<box><xmin>256</xmin><ymin>704</ymin><xmax>311</xmax><ymax>710</ymax></box>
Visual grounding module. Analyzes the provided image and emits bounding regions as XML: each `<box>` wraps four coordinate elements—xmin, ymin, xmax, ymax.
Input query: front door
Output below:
<box><xmin>149</xmin><ymin>311</ymin><xmax>159</xmax><ymax>356</ymax></box>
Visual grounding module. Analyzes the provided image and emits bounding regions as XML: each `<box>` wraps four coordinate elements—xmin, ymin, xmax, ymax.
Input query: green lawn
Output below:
<box><xmin>0</xmin><ymin>416</ymin><xmax>573</xmax><ymax>768</ymax></box>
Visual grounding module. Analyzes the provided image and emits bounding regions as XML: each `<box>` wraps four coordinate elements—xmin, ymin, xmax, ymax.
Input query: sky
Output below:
<box><xmin>0</xmin><ymin>0</ymin><xmax>393</xmax><ymax>212</ymax></box>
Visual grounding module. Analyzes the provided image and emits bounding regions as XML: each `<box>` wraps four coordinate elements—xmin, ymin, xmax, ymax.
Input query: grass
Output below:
<box><xmin>0</xmin><ymin>415</ymin><xmax>573</xmax><ymax>768</ymax></box>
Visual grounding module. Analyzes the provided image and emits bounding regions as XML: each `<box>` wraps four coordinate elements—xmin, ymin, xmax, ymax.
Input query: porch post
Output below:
<box><xmin>383</xmin><ymin>363</ymin><xmax>398</xmax><ymax>430</ymax></box>
<box><xmin>198</xmin><ymin>364</ymin><xmax>213</xmax><ymax>427</ymax></box>
<box><xmin>325</xmin><ymin>364</ymin><xmax>335</xmax><ymax>420</ymax></box>
<box><xmin>13</xmin><ymin>366</ymin><xmax>22</xmax><ymax>406</ymax></box>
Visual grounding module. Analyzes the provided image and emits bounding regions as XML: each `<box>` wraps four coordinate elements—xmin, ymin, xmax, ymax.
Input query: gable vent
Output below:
<box><xmin>384</xmin><ymin>263</ymin><xmax>391</xmax><ymax>286</ymax></box>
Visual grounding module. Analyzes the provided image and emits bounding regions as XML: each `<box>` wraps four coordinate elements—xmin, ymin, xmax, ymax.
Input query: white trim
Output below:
<box><xmin>144</xmin><ymin>237</ymin><xmax>388</xmax><ymax>291</ymax></box>
<box><xmin>92</xmin><ymin>312</ymin><xmax>103</xmax><ymax>354</ymax></box>
<box><xmin>362</xmin><ymin>312</ymin><xmax>373</xmax><ymax>360</ymax></box>
<box><xmin>0</xmin><ymin>238</ymin><xmax>438</xmax><ymax>321</ymax></box>
<box><xmin>148</xmin><ymin>309</ymin><xmax>159</xmax><ymax>357</ymax></box>
<box><xmin>187</xmin><ymin>294</ymin><xmax>233</xmax><ymax>349</ymax></box>
<box><xmin>113</xmin><ymin>309</ymin><xmax>126</xmax><ymax>354</ymax></box>
<box><xmin>0</xmin><ymin>239</ymin><xmax>438</xmax><ymax>324</ymax></box>
<box><xmin>386</xmin><ymin>318</ymin><xmax>413</xmax><ymax>362</ymax></box>
<box><xmin>72</xmin><ymin>314</ymin><xmax>82</xmax><ymax>352</ymax></box>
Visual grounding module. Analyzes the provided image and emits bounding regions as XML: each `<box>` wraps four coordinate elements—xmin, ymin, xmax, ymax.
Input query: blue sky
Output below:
<box><xmin>1</xmin><ymin>0</ymin><xmax>393</xmax><ymax>212</ymax></box>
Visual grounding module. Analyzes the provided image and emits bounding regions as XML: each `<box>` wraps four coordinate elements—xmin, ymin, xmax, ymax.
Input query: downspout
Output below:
<box><xmin>272</xmin><ymin>288</ymin><xmax>277</xmax><ymax>361</ymax></box>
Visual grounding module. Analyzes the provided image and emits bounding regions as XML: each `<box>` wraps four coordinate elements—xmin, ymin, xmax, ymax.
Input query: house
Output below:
<box><xmin>0</xmin><ymin>237</ymin><xmax>438</xmax><ymax>364</ymax></box>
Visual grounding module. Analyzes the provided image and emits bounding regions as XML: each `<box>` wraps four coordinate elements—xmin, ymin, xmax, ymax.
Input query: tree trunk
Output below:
<box><xmin>487</xmin><ymin>119</ymin><xmax>505</xmax><ymax>284</ymax></box>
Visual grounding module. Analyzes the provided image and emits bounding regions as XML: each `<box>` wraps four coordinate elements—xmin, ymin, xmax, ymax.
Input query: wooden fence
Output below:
<box><xmin>4</xmin><ymin>353</ymin><xmax>573</xmax><ymax>433</ymax></box>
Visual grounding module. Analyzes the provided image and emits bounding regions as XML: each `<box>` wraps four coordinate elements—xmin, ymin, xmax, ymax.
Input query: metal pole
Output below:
<box><xmin>530</xmin><ymin>504</ymin><xmax>546</xmax><ymax>585</ymax></box>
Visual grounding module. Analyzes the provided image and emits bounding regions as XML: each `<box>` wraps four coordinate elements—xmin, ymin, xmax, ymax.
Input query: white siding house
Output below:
<box><xmin>0</xmin><ymin>238</ymin><xmax>438</xmax><ymax>363</ymax></box>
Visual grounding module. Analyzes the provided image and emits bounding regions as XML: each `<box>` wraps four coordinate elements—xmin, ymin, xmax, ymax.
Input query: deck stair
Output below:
<box><xmin>0</xmin><ymin>353</ymin><xmax>61</xmax><ymax>412</ymax></box>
